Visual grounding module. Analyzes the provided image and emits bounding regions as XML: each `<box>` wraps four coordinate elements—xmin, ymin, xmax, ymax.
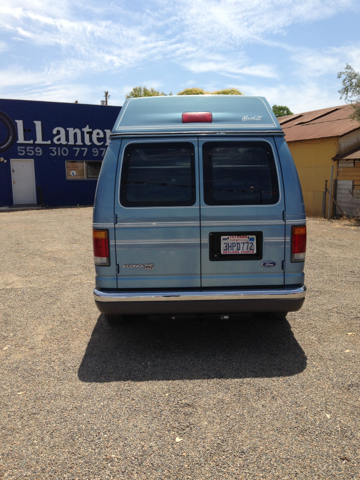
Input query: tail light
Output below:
<box><xmin>291</xmin><ymin>226</ymin><xmax>306</xmax><ymax>262</ymax></box>
<box><xmin>93</xmin><ymin>229</ymin><xmax>110</xmax><ymax>266</ymax></box>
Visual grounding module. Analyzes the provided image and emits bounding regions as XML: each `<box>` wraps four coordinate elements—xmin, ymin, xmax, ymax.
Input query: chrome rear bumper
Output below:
<box><xmin>94</xmin><ymin>285</ymin><xmax>306</xmax><ymax>315</ymax></box>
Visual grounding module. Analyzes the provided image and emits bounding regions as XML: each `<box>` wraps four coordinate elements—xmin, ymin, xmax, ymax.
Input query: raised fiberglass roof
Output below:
<box><xmin>112</xmin><ymin>95</ymin><xmax>282</xmax><ymax>135</ymax></box>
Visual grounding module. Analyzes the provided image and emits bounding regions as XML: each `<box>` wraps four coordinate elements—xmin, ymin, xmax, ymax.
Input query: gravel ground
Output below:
<box><xmin>0</xmin><ymin>208</ymin><xmax>359</xmax><ymax>479</ymax></box>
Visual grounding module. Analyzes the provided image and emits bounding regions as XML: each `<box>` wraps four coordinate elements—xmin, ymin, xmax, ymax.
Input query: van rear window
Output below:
<box><xmin>120</xmin><ymin>143</ymin><xmax>196</xmax><ymax>207</ymax></box>
<box><xmin>203</xmin><ymin>141</ymin><xmax>279</xmax><ymax>205</ymax></box>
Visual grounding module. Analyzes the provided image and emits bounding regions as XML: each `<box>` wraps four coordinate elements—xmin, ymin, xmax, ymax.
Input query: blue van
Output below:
<box><xmin>93</xmin><ymin>95</ymin><xmax>306</xmax><ymax>323</ymax></box>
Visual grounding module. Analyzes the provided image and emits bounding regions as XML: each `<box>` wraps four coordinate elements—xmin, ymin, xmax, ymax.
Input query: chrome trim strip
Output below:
<box><xmin>110</xmin><ymin>131</ymin><xmax>284</xmax><ymax>138</ymax></box>
<box><xmin>94</xmin><ymin>286</ymin><xmax>306</xmax><ymax>303</ymax></box>
<box><xmin>97</xmin><ymin>221</ymin><xmax>304</xmax><ymax>229</ymax></box>
<box><xmin>113</xmin><ymin>220</ymin><xmax>285</xmax><ymax>228</ymax></box>
<box><xmin>114</xmin><ymin>124</ymin><xmax>278</xmax><ymax>131</ymax></box>
<box><xmin>111</xmin><ymin>238</ymin><xmax>284</xmax><ymax>246</ymax></box>
<box><xmin>116</xmin><ymin>222</ymin><xmax>200</xmax><ymax>228</ymax></box>
<box><xmin>201</xmin><ymin>220</ymin><xmax>284</xmax><ymax>226</ymax></box>
<box><xmin>286</xmin><ymin>220</ymin><xmax>306</xmax><ymax>225</ymax></box>
<box><xmin>110</xmin><ymin>239</ymin><xmax>198</xmax><ymax>245</ymax></box>
<box><xmin>93</xmin><ymin>223</ymin><xmax>114</xmax><ymax>228</ymax></box>
<box><xmin>264</xmin><ymin>239</ymin><xmax>283</xmax><ymax>243</ymax></box>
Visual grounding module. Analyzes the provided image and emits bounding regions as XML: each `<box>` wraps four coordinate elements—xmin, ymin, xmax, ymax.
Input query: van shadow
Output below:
<box><xmin>78</xmin><ymin>314</ymin><xmax>306</xmax><ymax>383</ymax></box>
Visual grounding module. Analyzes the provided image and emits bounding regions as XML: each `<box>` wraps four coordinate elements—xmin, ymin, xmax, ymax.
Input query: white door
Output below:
<box><xmin>11</xmin><ymin>159</ymin><xmax>37</xmax><ymax>205</ymax></box>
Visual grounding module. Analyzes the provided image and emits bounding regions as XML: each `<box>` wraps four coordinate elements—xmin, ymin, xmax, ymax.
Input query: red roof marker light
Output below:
<box><xmin>182</xmin><ymin>112</ymin><xmax>213</xmax><ymax>123</ymax></box>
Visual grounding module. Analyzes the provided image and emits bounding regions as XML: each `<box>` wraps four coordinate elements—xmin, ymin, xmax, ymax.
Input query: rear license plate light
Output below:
<box><xmin>93</xmin><ymin>229</ymin><xmax>110</xmax><ymax>266</ymax></box>
<box><xmin>291</xmin><ymin>225</ymin><xmax>306</xmax><ymax>262</ymax></box>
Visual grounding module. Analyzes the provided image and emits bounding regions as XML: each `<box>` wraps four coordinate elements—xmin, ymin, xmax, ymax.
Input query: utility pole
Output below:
<box><xmin>104</xmin><ymin>91</ymin><xmax>110</xmax><ymax>106</ymax></box>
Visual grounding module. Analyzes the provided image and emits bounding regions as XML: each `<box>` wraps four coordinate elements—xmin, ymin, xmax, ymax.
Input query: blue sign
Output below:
<box><xmin>0</xmin><ymin>99</ymin><xmax>121</xmax><ymax>207</ymax></box>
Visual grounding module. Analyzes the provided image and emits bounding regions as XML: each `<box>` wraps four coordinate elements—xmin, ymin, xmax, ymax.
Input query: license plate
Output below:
<box><xmin>221</xmin><ymin>235</ymin><xmax>256</xmax><ymax>255</ymax></box>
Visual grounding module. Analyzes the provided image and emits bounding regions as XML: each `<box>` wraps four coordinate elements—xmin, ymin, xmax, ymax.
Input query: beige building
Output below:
<box><xmin>279</xmin><ymin>105</ymin><xmax>360</xmax><ymax>217</ymax></box>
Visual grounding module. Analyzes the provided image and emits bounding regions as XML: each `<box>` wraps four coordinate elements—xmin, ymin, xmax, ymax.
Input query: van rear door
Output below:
<box><xmin>114</xmin><ymin>138</ymin><xmax>201</xmax><ymax>289</ymax></box>
<box><xmin>199</xmin><ymin>137</ymin><xmax>285</xmax><ymax>288</ymax></box>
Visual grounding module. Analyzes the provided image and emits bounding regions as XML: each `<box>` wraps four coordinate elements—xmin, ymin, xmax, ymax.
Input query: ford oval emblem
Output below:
<box><xmin>261</xmin><ymin>261</ymin><xmax>277</xmax><ymax>268</ymax></box>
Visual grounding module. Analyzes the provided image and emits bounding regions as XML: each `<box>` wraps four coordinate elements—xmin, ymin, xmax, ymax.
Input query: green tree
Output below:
<box><xmin>211</xmin><ymin>88</ymin><xmax>243</xmax><ymax>95</ymax></box>
<box><xmin>177</xmin><ymin>88</ymin><xmax>207</xmax><ymax>95</ymax></box>
<box><xmin>338</xmin><ymin>64</ymin><xmax>360</xmax><ymax>122</ymax></box>
<box><xmin>126</xmin><ymin>86</ymin><xmax>167</xmax><ymax>99</ymax></box>
<box><xmin>272</xmin><ymin>105</ymin><xmax>293</xmax><ymax>117</ymax></box>
<box><xmin>126</xmin><ymin>86</ymin><xmax>244</xmax><ymax>98</ymax></box>
<box><xmin>177</xmin><ymin>87</ymin><xmax>243</xmax><ymax>95</ymax></box>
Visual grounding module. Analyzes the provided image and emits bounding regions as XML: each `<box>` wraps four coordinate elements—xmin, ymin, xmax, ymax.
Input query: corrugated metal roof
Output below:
<box><xmin>333</xmin><ymin>144</ymin><xmax>360</xmax><ymax>160</ymax></box>
<box><xmin>293</xmin><ymin>107</ymin><xmax>339</xmax><ymax>125</ymax></box>
<box><xmin>279</xmin><ymin>113</ymin><xmax>302</xmax><ymax>125</ymax></box>
<box><xmin>343</xmin><ymin>151</ymin><xmax>360</xmax><ymax>160</ymax></box>
<box><xmin>280</xmin><ymin>104</ymin><xmax>360</xmax><ymax>142</ymax></box>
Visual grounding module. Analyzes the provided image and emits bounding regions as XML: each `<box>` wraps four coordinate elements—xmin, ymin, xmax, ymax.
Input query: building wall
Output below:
<box><xmin>287</xmin><ymin>137</ymin><xmax>338</xmax><ymax>217</ymax></box>
<box><xmin>336</xmin><ymin>160</ymin><xmax>360</xmax><ymax>216</ymax></box>
<box><xmin>0</xmin><ymin>99</ymin><xmax>121</xmax><ymax>207</ymax></box>
<box><xmin>338</xmin><ymin>130</ymin><xmax>360</xmax><ymax>154</ymax></box>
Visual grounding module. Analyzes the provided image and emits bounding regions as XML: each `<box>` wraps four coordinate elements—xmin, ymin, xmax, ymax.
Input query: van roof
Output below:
<box><xmin>112</xmin><ymin>95</ymin><xmax>282</xmax><ymax>136</ymax></box>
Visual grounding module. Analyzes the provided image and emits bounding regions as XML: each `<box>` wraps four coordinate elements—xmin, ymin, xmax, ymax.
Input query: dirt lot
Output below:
<box><xmin>0</xmin><ymin>208</ymin><xmax>359</xmax><ymax>479</ymax></box>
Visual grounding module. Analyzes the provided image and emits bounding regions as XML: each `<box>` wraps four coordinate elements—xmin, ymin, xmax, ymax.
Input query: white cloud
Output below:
<box><xmin>291</xmin><ymin>50</ymin><xmax>341</xmax><ymax>78</ymax></box>
<box><xmin>0</xmin><ymin>80</ymin><xmax>99</xmax><ymax>104</ymax></box>
<box><xmin>150</xmin><ymin>0</ymin><xmax>357</xmax><ymax>47</ymax></box>
<box><xmin>242</xmin><ymin>81</ymin><xmax>345</xmax><ymax>114</ymax></box>
<box><xmin>0</xmin><ymin>61</ymin><xmax>90</xmax><ymax>89</ymax></box>
<box><xmin>21</xmin><ymin>85</ymin><xmax>96</xmax><ymax>104</ymax></box>
<box><xmin>331</xmin><ymin>44</ymin><xmax>360</xmax><ymax>73</ymax></box>
<box><xmin>0</xmin><ymin>41</ymin><xmax>8</xmax><ymax>53</ymax></box>
<box><xmin>0</xmin><ymin>0</ymin><xmax>75</xmax><ymax>20</ymax></box>
<box><xmin>1</xmin><ymin>0</ymin><xmax>358</xmax><ymax>77</ymax></box>
<box><xmin>0</xmin><ymin>67</ymin><xmax>50</xmax><ymax>89</ymax></box>
<box><xmin>289</xmin><ymin>43</ymin><xmax>360</xmax><ymax>81</ymax></box>
<box><xmin>181</xmin><ymin>54</ymin><xmax>277</xmax><ymax>79</ymax></box>
<box><xmin>1</xmin><ymin>0</ymin><xmax>359</xmax><ymax>105</ymax></box>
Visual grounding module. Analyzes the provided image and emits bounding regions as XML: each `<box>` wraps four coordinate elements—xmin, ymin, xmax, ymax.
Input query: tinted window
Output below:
<box><xmin>120</xmin><ymin>143</ymin><xmax>196</xmax><ymax>207</ymax></box>
<box><xmin>203</xmin><ymin>141</ymin><xmax>279</xmax><ymax>205</ymax></box>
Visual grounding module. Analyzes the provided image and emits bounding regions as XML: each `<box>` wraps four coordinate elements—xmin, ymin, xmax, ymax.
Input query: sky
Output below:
<box><xmin>1</xmin><ymin>0</ymin><xmax>360</xmax><ymax>113</ymax></box>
